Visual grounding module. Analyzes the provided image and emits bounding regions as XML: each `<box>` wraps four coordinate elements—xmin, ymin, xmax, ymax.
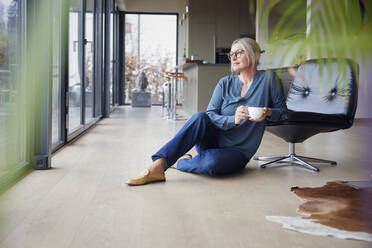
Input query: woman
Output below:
<box><xmin>127</xmin><ymin>38</ymin><xmax>287</xmax><ymax>186</ymax></box>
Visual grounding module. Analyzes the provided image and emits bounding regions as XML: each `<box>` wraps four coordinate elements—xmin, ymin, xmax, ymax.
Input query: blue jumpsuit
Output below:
<box><xmin>152</xmin><ymin>71</ymin><xmax>287</xmax><ymax>176</ymax></box>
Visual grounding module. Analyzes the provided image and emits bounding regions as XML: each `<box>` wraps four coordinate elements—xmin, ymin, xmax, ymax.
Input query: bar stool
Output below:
<box><xmin>163</xmin><ymin>71</ymin><xmax>187</xmax><ymax>120</ymax></box>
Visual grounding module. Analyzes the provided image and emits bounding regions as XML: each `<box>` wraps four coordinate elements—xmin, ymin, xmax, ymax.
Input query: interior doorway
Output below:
<box><xmin>123</xmin><ymin>13</ymin><xmax>177</xmax><ymax>105</ymax></box>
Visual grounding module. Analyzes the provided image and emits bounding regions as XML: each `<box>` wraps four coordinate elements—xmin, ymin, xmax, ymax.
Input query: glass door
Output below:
<box><xmin>68</xmin><ymin>0</ymin><xmax>102</xmax><ymax>137</ymax></box>
<box><xmin>110</xmin><ymin>11</ymin><xmax>115</xmax><ymax>109</ymax></box>
<box><xmin>94</xmin><ymin>0</ymin><xmax>104</xmax><ymax>117</ymax></box>
<box><xmin>68</xmin><ymin>0</ymin><xmax>83</xmax><ymax>133</ymax></box>
<box><xmin>52</xmin><ymin>0</ymin><xmax>63</xmax><ymax>146</ymax></box>
<box><xmin>110</xmin><ymin>3</ymin><xmax>120</xmax><ymax>110</ymax></box>
<box><xmin>85</xmin><ymin>0</ymin><xmax>94</xmax><ymax>123</ymax></box>
<box><xmin>124</xmin><ymin>13</ymin><xmax>177</xmax><ymax>105</ymax></box>
<box><xmin>0</xmin><ymin>0</ymin><xmax>26</xmax><ymax>182</ymax></box>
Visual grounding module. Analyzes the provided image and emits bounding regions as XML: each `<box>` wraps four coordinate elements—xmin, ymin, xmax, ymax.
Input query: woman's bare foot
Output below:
<box><xmin>170</xmin><ymin>154</ymin><xmax>193</xmax><ymax>169</ymax></box>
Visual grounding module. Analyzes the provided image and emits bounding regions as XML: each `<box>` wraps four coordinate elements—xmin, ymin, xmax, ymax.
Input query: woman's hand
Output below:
<box><xmin>235</xmin><ymin>106</ymin><xmax>249</xmax><ymax>125</ymax></box>
<box><xmin>249</xmin><ymin>107</ymin><xmax>272</xmax><ymax>122</ymax></box>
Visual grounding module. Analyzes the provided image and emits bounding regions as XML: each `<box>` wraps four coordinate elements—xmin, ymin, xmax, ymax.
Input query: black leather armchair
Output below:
<box><xmin>254</xmin><ymin>58</ymin><xmax>358</xmax><ymax>171</ymax></box>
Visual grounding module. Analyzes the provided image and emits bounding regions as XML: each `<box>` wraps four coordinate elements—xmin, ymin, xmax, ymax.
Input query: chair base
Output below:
<box><xmin>253</xmin><ymin>143</ymin><xmax>337</xmax><ymax>172</ymax></box>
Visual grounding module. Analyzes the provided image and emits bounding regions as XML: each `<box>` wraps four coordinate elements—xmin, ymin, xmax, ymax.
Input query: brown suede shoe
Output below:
<box><xmin>127</xmin><ymin>169</ymin><xmax>165</xmax><ymax>186</ymax></box>
<box><xmin>170</xmin><ymin>154</ymin><xmax>193</xmax><ymax>169</ymax></box>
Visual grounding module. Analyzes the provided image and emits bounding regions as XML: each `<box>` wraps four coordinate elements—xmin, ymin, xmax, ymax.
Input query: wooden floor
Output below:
<box><xmin>0</xmin><ymin>106</ymin><xmax>371</xmax><ymax>248</ymax></box>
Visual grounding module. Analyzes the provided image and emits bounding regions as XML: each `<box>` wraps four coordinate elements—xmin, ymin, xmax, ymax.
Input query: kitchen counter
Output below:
<box><xmin>179</xmin><ymin>63</ymin><xmax>231</xmax><ymax>115</ymax></box>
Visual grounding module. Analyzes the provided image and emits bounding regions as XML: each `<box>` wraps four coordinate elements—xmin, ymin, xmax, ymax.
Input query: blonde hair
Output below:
<box><xmin>230</xmin><ymin>38</ymin><xmax>261</xmax><ymax>73</ymax></box>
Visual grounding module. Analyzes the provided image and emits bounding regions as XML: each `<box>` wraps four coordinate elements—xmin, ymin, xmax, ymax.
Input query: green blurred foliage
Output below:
<box><xmin>261</xmin><ymin>0</ymin><xmax>372</xmax><ymax>66</ymax></box>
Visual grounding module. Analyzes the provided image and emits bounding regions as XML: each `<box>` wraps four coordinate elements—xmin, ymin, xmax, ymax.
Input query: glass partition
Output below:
<box><xmin>124</xmin><ymin>14</ymin><xmax>177</xmax><ymax>105</ymax></box>
<box><xmin>0</xmin><ymin>0</ymin><xmax>25</xmax><ymax>180</ymax></box>
<box><xmin>110</xmin><ymin>12</ymin><xmax>114</xmax><ymax>108</ymax></box>
<box><xmin>68</xmin><ymin>0</ymin><xmax>82</xmax><ymax>133</ymax></box>
<box><xmin>94</xmin><ymin>0</ymin><xmax>103</xmax><ymax>117</ymax></box>
<box><xmin>85</xmin><ymin>0</ymin><xmax>94</xmax><ymax>123</ymax></box>
<box><xmin>52</xmin><ymin>0</ymin><xmax>62</xmax><ymax>145</ymax></box>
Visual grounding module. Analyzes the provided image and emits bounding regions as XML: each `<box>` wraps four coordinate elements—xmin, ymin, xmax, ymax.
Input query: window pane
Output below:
<box><xmin>85</xmin><ymin>2</ymin><xmax>94</xmax><ymax>123</ymax></box>
<box><xmin>110</xmin><ymin>13</ymin><xmax>113</xmax><ymax>108</ymax></box>
<box><xmin>52</xmin><ymin>0</ymin><xmax>61</xmax><ymax>144</ymax></box>
<box><xmin>94</xmin><ymin>0</ymin><xmax>103</xmax><ymax>117</ymax></box>
<box><xmin>68</xmin><ymin>1</ymin><xmax>82</xmax><ymax>133</ymax></box>
<box><xmin>124</xmin><ymin>14</ymin><xmax>177</xmax><ymax>105</ymax></box>
<box><xmin>0</xmin><ymin>0</ymin><xmax>25</xmax><ymax>175</ymax></box>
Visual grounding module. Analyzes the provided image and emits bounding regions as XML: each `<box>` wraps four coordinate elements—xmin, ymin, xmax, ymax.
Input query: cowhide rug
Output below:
<box><xmin>267</xmin><ymin>181</ymin><xmax>372</xmax><ymax>242</ymax></box>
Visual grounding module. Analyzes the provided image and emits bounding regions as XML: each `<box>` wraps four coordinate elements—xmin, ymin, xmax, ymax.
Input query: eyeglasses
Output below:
<box><xmin>227</xmin><ymin>49</ymin><xmax>246</xmax><ymax>60</ymax></box>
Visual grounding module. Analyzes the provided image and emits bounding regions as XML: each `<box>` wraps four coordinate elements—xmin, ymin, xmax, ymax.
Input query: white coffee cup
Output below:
<box><xmin>248</xmin><ymin>107</ymin><xmax>264</xmax><ymax>119</ymax></box>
